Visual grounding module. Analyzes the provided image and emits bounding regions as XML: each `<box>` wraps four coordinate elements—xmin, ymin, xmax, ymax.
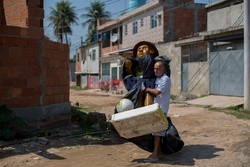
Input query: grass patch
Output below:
<box><xmin>212</xmin><ymin>105</ymin><xmax>250</xmax><ymax>120</ymax></box>
<box><xmin>70</xmin><ymin>86</ymin><xmax>88</xmax><ymax>91</ymax></box>
<box><xmin>170</xmin><ymin>95</ymin><xmax>176</xmax><ymax>100</ymax></box>
<box><xmin>71</xmin><ymin>106</ymin><xmax>109</xmax><ymax>138</ymax></box>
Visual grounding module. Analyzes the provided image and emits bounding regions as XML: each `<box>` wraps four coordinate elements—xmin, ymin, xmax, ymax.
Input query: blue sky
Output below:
<box><xmin>44</xmin><ymin>0</ymin><xmax>217</xmax><ymax>58</ymax></box>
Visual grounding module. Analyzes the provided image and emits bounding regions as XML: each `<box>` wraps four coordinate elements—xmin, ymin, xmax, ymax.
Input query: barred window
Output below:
<box><xmin>92</xmin><ymin>49</ymin><xmax>96</xmax><ymax>61</ymax></box>
<box><xmin>133</xmin><ymin>21</ymin><xmax>138</xmax><ymax>34</ymax></box>
<box><xmin>141</xmin><ymin>18</ymin><xmax>144</xmax><ymax>27</ymax></box>
<box><xmin>124</xmin><ymin>25</ymin><xmax>128</xmax><ymax>35</ymax></box>
<box><xmin>150</xmin><ymin>14</ymin><xmax>157</xmax><ymax>28</ymax></box>
<box><xmin>102</xmin><ymin>63</ymin><xmax>110</xmax><ymax>75</ymax></box>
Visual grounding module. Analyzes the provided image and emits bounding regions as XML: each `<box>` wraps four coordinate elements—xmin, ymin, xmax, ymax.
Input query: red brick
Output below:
<box><xmin>27</xmin><ymin>38</ymin><xmax>40</xmax><ymax>48</ymax></box>
<box><xmin>2</xmin><ymin>37</ymin><xmax>16</xmax><ymax>47</ymax></box>
<box><xmin>21</xmin><ymin>47</ymin><xmax>33</xmax><ymax>57</ymax></box>
<box><xmin>33</xmin><ymin>48</ymin><xmax>41</xmax><ymax>57</ymax></box>
<box><xmin>28</xmin><ymin>96</ymin><xmax>40</xmax><ymax>106</ymax></box>
<box><xmin>16</xmin><ymin>38</ymin><xmax>27</xmax><ymax>47</ymax></box>
<box><xmin>45</xmin><ymin>87</ymin><xmax>53</xmax><ymax>96</ymax></box>
<box><xmin>9</xmin><ymin>47</ymin><xmax>21</xmax><ymax>58</ymax></box>
<box><xmin>28</xmin><ymin>58</ymin><xmax>40</xmax><ymax>67</ymax></box>
<box><xmin>0</xmin><ymin>88</ymin><xmax>10</xmax><ymax>98</ymax></box>
<box><xmin>13</xmin><ymin>98</ymin><xmax>29</xmax><ymax>108</ymax></box>
<box><xmin>33</xmin><ymin>68</ymin><xmax>41</xmax><ymax>76</ymax></box>
<box><xmin>15</xmin><ymin>78</ymin><xmax>27</xmax><ymax>87</ymax></box>
<box><xmin>21</xmin><ymin>68</ymin><xmax>33</xmax><ymax>77</ymax></box>
<box><xmin>0</xmin><ymin>67</ymin><xmax>8</xmax><ymax>77</ymax></box>
<box><xmin>11</xmin><ymin>88</ymin><xmax>23</xmax><ymax>97</ymax></box>
<box><xmin>27</xmin><ymin>77</ymin><xmax>40</xmax><ymax>87</ymax></box>
<box><xmin>21</xmin><ymin>88</ymin><xmax>34</xmax><ymax>97</ymax></box>
<box><xmin>3</xmin><ymin>78</ymin><xmax>16</xmax><ymax>87</ymax></box>
<box><xmin>8</xmin><ymin>68</ymin><xmax>22</xmax><ymax>77</ymax></box>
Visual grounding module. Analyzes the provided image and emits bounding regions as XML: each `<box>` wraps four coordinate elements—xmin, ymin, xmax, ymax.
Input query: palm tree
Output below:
<box><xmin>81</xmin><ymin>1</ymin><xmax>110</xmax><ymax>43</ymax></box>
<box><xmin>49</xmin><ymin>0</ymin><xmax>78</xmax><ymax>44</ymax></box>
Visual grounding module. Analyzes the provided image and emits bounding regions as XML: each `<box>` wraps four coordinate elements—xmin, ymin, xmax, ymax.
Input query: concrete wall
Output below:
<box><xmin>86</xmin><ymin>43</ymin><xmax>100</xmax><ymax>73</ymax></box>
<box><xmin>187</xmin><ymin>62</ymin><xmax>209</xmax><ymax>96</ymax></box>
<box><xmin>123</xmin><ymin>6</ymin><xmax>164</xmax><ymax>49</ymax></box>
<box><xmin>156</xmin><ymin>42</ymin><xmax>182</xmax><ymax>95</ymax></box>
<box><xmin>207</xmin><ymin>3</ymin><xmax>243</xmax><ymax>31</ymax></box>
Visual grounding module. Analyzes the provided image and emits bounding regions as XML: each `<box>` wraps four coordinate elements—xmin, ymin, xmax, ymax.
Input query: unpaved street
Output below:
<box><xmin>0</xmin><ymin>89</ymin><xmax>250</xmax><ymax>167</ymax></box>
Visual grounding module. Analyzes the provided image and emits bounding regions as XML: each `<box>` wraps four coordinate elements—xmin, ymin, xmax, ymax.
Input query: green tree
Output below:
<box><xmin>81</xmin><ymin>1</ymin><xmax>110</xmax><ymax>43</ymax></box>
<box><xmin>49</xmin><ymin>0</ymin><xmax>78</xmax><ymax>44</ymax></box>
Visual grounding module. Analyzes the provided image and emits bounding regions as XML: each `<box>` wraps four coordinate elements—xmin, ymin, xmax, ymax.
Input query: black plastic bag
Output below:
<box><xmin>128</xmin><ymin>117</ymin><xmax>184</xmax><ymax>155</ymax></box>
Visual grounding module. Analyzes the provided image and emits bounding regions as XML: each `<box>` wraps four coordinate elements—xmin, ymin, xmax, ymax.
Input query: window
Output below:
<box><xmin>158</xmin><ymin>14</ymin><xmax>162</xmax><ymax>26</ymax></box>
<box><xmin>133</xmin><ymin>21</ymin><xmax>138</xmax><ymax>34</ymax></box>
<box><xmin>92</xmin><ymin>49</ymin><xmax>96</xmax><ymax>61</ymax></box>
<box><xmin>124</xmin><ymin>25</ymin><xmax>128</xmax><ymax>35</ymax></box>
<box><xmin>140</xmin><ymin>18</ymin><xmax>144</xmax><ymax>27</ymax></box>
<box><xmin>102</xmin><ymin>63</ymin><xmax>110</xmax><ymax>75</ymax></box>
<box><xmin>111</xmin><ymin>67</ymin><xmax>117</xmax><ymax>79</ymax></box>
<box><xmin>150</xmin><ymin>15</ymin><xmax>157</xmax><ymax>28</ymax></box>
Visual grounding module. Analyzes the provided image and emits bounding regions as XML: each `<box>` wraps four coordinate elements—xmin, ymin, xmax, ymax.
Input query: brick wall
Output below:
<box><xmin>3</xmin><ymin>0</ymin><xmax>44</xmax><ymax>28</ymax></box>
<box><xmin>198</xmin><ymin>8</ymin><xmax>207</xmax><ymax>32</ymax></box>
<box><xmin>0</xmin><ymin>0</ymin><xmax>70</xmax><ymax>130</ymax></box>
<box><xmin>173</xmin><ymin>7</ymin><xmax>194</xmax><ymax>41</ymax></box>
<box><xmin>0</xmin><ymin>26</ymin><xmax>70</xmax><ymax>103</ymax></box>
<box><xmin>43</xmin><ymin>40</ymin><xmax>69</xmax><ymax>106</ymax></box>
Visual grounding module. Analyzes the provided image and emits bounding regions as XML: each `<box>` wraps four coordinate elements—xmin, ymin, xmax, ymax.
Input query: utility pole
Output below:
<box><xmin>244</xmin><ymin>0</ymin><xmax>250</xmax><ymax>111</ymax></box>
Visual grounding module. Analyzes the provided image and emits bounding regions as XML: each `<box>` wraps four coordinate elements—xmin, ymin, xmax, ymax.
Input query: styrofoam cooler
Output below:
<box><xmin>111</xmin><ymin>103</ymin><xmax>168</xmax><ymax>139</ymax></box>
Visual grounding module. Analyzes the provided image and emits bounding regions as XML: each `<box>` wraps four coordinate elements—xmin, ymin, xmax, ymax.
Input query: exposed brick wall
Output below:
<box><xmin>101</xmin><ymin>47</ymin><xmax>110</xmax><ymax>58</ymax></box>
<box><xmin>198</xmin><ymin>8</ymin><xmax>207</xmax><ymax>32</ymax></box>
<box><xmin>0</xmin><ymin>27</ymin><xmax>69</xmax><ymax>109</ymax></box>
<box><xmin>173</xmin><ymin>7</ymin><xmax>194</xmax><ymax>41</ymax></box>
<box><xmin>0</xmin><ymin>0</ymin><xmax>70</xmax><ymax>130</ymax></box>
<box><xmin>0</xmin><ymin>33</ymin><xmax>42</xmax><ymax>108</ymax></box>
<box><xmin>3</xmin><ymin>0</ymin><xmax>44</xmax><ymax>28</ymax></box>
<box><xmin>43</xmin><ymin>40</ymin><xmax>69</xmax><ymax>106</ymax></box>
<box><xmin>163</xmin><ymin>7</ymin><xmax>169</xmax><ymax>42</ymax></box>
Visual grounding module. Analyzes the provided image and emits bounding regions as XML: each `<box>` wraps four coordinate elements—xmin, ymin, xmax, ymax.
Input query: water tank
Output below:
<box><xmin>129</xmin><ymin>0</ymin><xmax>146</xmax><ymax>11</ymax></box>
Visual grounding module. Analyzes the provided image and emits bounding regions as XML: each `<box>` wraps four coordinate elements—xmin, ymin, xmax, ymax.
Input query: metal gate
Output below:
<box><xmin>182</xmin><ymin>63</ymin><xmax>188</xmax><ymax>92</ymax></box>
<box><xmin>210</xmin><ymin>50</ymin><xmax>244</xmax><ymax>96</ymax></box>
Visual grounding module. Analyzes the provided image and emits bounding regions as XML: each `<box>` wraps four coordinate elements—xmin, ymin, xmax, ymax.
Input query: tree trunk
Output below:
<box><xmin>65</xmin><ymin>33</ymin><xmax>68</xmax><ymax>44</ymax></box>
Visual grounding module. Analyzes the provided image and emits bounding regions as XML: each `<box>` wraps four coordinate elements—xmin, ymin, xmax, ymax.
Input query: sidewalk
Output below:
<box><xmin>185</xmin><ymin>95</ymin><xmax>244</xmax><ymax>108</ymax></box>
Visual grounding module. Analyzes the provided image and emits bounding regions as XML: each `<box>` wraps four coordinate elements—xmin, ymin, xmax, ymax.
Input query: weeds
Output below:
<box><xmin>71</xmin><ymin>106</ymin><xmax>109</xmax><ymax>138</ymax></box>
<box><xmin>210</xmin><ymin>105</ymin><xmax>250</xmax><ymax>120</ymax></box>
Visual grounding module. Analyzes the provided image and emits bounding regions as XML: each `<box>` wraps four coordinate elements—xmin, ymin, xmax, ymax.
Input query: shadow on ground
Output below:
<box><xmin>132</xmin><ymin>144</ymin><xmax>224</xmax><ymax>166</ymax></box>
<box><xmin>0</xmin><ymin>130</ymin><xmax>127</xmax><ymax>160</ymax></box>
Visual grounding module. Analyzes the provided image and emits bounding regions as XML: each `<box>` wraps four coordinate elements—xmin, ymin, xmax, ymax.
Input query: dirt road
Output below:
<box><xmin>0</xmin><ymin>89</ymin><xmax>249</xmax><ymax>167</ymax></box>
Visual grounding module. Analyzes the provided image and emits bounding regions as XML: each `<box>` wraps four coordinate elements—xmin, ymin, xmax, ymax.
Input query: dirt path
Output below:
<box><xmin>0</xmin><ymin>89</ymin><xmax>249</xmax><ymax>167</ymax></box>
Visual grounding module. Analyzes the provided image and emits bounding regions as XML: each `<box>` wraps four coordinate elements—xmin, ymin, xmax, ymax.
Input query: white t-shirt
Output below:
<box><xmin>154</xmin><ymin>74</ymin><xmax>171</xmax><ymax>115</ymax></box>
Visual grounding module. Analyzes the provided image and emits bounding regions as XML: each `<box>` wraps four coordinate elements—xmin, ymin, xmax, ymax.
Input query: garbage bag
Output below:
<box><xmin>128</xmin><ymin>117</ymin><xmax>184</xmax><ymax>155</ymax></box>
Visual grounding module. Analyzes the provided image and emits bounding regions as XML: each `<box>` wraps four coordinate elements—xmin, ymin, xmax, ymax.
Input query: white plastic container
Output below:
<box><xmin>111</xmin><ymin>103</ymin><xmax>168</xmax><ymax>139</ymax></box>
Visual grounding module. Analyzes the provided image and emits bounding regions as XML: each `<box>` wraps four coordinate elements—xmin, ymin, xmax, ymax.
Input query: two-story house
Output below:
<box><xmin>97</xmin><ymin>0</ymin><xmax>206</xmax><ymax>93</ymax></box>
<box><xmin>176</xmin><ymin>0</ymin><xmax>244</xmax><ymax>97</ymax></box>
<box><xmin>75</xmin><ymin>42</ymin><xmax>101</xmax><ymax>89</ymax></box>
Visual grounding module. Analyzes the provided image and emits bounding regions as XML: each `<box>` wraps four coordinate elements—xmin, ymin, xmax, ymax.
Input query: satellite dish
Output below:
<box><xmin>111</xmin><ymin>35</ymin><xmax>118</xmax><ymax>42</ymax></box>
